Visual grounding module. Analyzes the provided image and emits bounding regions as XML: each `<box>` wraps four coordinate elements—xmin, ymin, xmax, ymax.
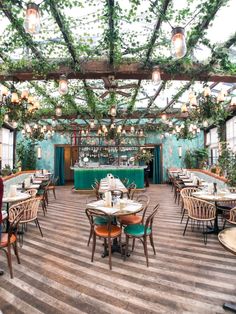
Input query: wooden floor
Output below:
<box><xmin>0</xmin><ymin>184</ymin><xmax>236</xmax><ymax>314</ymax></box>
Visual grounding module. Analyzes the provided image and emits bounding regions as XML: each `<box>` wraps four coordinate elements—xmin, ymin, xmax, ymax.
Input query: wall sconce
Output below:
<box><xmin>37</xmin><ymin>147</ymin><xmax>42</xmax><ymax>159</ymax></box>
<box><xmin>178</xmin><ymin>146</ymin><xmax>182</xmax><ymax>158</ymax></box>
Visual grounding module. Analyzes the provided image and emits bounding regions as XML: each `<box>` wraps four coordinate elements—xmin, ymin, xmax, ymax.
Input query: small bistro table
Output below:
<box><xmin>86</xmin><ymin>199</ymin><xmax>143</xmax><ymax>256</ymax></box>
<box><xmin>192</xmin><ymin>191</ymin><xmax>236</xmax><ymax>234</ymax></box>
<box><xmin>218</xmin><ymin>228</ymin><xmax>236</xmax><ymax>312</ymax></box>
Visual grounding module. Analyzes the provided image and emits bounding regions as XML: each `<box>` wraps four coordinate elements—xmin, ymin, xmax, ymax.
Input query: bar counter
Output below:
<box><xmin>71</xmin><ymin>166</ymin><xmax>145</xmax><ymax>190</ymax></box>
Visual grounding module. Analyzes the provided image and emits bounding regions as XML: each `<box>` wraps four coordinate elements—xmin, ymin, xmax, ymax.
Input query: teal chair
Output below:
<box><xmin>124</xmin><ymin>204</ymin><xmax>159</xmax><ymax>267</ymax></box>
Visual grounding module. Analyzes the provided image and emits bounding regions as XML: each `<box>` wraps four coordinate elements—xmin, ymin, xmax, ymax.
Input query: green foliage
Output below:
<box><xmin>16</xmin><ymin>140</ymin><xmax>36</xmax><ymax>171</ymax></box>
<box><xmin>135</xmin><ymin>149</ymin><xmax>153</xmax><ymax>164</ymax></box>
<box><xmin>184</xmin><ymin>148</ymin><xmax>208</xmax><ymax>169</ymax></box>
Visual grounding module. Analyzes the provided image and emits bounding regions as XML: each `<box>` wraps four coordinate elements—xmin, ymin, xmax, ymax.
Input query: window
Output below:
<box><xmin>226</xmin><ymin>116</ymin><xmax>236</xmax><ymax>152</ymax></box>
<box><xmin>206</xmin><ymin>128</ymin><xmax>219</xmax><ymax>166</ymax></box>
<box><xmin>0</xmin><ymin>128</ymin><xmax>14</xmax><ymax>169</ymax></box>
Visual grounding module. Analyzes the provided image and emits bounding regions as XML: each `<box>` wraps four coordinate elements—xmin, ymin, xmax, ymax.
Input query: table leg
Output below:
<box><xmin>205</xmin><ymin>201</ymin><xmax>220</xmax><ymax>234</ymax></box>
<box><xmin>223</xmin><ymin>302</ymin><xmax>236</xmax><ymax>312</ymax></box>
<box><xmin>101</xmin><ymin>238</ymin><xmax>130</xmax><ymax>258</ymax></box>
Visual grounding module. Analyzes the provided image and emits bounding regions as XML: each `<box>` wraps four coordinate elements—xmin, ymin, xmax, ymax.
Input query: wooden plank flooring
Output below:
<box><xmin>0</xmin><ymin>184</ymin><xmax>236</xmax><ymax>313</ymax></box>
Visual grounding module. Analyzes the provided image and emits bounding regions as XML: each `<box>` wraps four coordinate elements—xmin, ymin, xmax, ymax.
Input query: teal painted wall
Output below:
<box><xmin>146</xmin><ymin>131</ymin><xmax>204</xmax><ymax>181</ymax></box>
<box><xmin>32</xmin><ymin>131</ymin><xmax>204</xmax><ymax>182</ymax></box>
<box><xmin>36</xmin><ymin>133</ymin><xmax>70</xmax><ymax>173</ymax></box>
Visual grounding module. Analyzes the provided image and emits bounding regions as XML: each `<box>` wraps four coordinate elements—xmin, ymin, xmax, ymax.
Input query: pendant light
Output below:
<box><xmin>130</xmin><ymin>126</ymin><xmax>135</xmax><ymax>133</ymax></box>
<box><xmin>97</xmin><ymin>129</ymin><xmax>102</xmax><ymax>136</ymax></box>
<box><xmin>21</xmin><ymin>90</ymin><xmax>29</xmax><ymax>100</ymax></box>
<box><xmin>55</xmin><ymin>106</ymin><xmax>62</xmax><ymax>117</ymax></box>
<box><xmin>11</xmin><ymin>92</ymin><xmax>19</xmax><ymax>104</ymax></box>
<box><xmin>1</xmin><ymin>86</ymin><xmax>8</xmax><ymax>96</ymax></box>
<box><xmin>59</xmin><ymin>75</ymin><xmax>68</xmax><ymax>95</ymax></box>
<box><xmin>24</xmin><ymin>3</ymin><xmax>40</xmax><ymax>34</ymax></box>
<box><xmin>152</xmin><ymin>66</ymin><xmax>161</xmax><ymax>84</ymax></box>
<box><xmin>171</xmin><ymin>27</ymin><xmax>186</xmax><ymax>59</ymax></box>
<box><xmin>90</xmin><ymin>120</ymin><xmax>95</xmax><ymax>129</ymax></box>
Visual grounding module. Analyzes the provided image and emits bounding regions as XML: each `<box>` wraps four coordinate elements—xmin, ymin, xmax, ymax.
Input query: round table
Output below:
<box><xmin>192</xmin><ymin>192</ymin><xmax>236</xmax><ymax>234</ymax></box>
<box><xmin>218</xmin><ymin>228</ymin><xmax>236</xmax><ymax>312</ymax></box>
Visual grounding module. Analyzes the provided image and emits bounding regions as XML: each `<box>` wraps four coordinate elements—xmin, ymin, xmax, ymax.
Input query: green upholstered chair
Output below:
<box><xmin>124</xmin><ymin>204</ymin><xmax>159</xmax><ymax>267</ymax></box>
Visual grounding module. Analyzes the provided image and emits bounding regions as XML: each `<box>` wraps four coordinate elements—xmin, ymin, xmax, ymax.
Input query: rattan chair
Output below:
<box><xmin>180</xmin><ymin>187</ymin><xmax>200</xmax><ymax>223</ymax></box>
<box><xmin>86</xmin><ymin>208</ymin><xmax>122</xmax><ymax>270</ymax></box>
<box><xmin>9</xmin><ymin>198</ymin><xmax>43</xmax><ymax>246</ymax></box>
<box><xmin>45</xmin><ymin>176</ymin><xmax>58</xmax><ymax>199</ymax></box>
<box><xmin>223</xmin><ymin>207</ymin><xmax>236</xmax><ymax>228</ymax></box>
<box><xmin>124</xmin><ymin>205</ymin><xmax>159</xmax><ymax>267</ymax></box>
<box><xmin>183</xmin><ymin>196</ymin><xmax>216</xmax><ymax>244</ymax></box>
<box><xmin>127</xmin><ymin>183</ymin><xmax>137</xmax><ymax>199</ymax></box>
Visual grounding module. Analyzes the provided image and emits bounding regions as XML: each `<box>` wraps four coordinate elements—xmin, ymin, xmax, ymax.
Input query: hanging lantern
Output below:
<box><xmin>171</xmin><ymin>27</ymin><xmax>187</xmax><ymax>59</ymax></box>
<box><xmin>181</xmin><ymin>104</ymin><xmax>188</xmax><ymax>113</ymax></box>
<box><xmin>117</xmin><ymin>126</ymin><xmax>122</xmax><ymax>134</ymax></box>
<box><xmin>81</xmin><ymin>129</ymin><xmax>85</xmax><ymax>135</ymax></box>
<box><xmin>59</xmin><ymin>75</ymin><xmax>68</xmax><ymax>95</ymax></box>
<box><xmin>37</xmin><ymin>147</ymin><xmax>42</xmax><ymax>159</ymax></box>
<box><xmin>188</xmin><ymin>90</ymin><xmax>195</xmax><ymax>100</ymax></box>
<box><xmin>152</xmin><ymin>66</ymin><xmax>161</xmax><ymax>84</ymax></box>
<box><xmin>97</xmin><ymin>129</ymin><xmax>102</xmax><ymax>136</ymax></box>
<box><xmin>203</xmin><ymin>86</ymin><xmax>211</xmax><ymax>97</ymax></box>
<box><xmin>230</xmin><ymin>97</ymin><xmax>236</xmax><ymax>106</ymax></box>
<box><xmin>110</xmin><ymin>105</ymin><xmax>116</xmax><ymax>117</ymax></box>
<box><xmin>190</xmin><ymin>96</ymin><xmax>197</xmax><ymax>106</ymax></box>
<box><xmin>130</xmin><ymin>126</ymin><xmax>135</xmax><ymax>133</ymax></box>
<box><xmin>55</xmin><ymin>106</ymin><xmax>62</xmax><ymax>117</ymax></box>
<box><xmin>21</xmin><ymin>90</ymin><xmax>29</xmax><ymax>100</ymax></box>
<box><xmin>110</xmin><ymin>123</ymin><xmax>115</xmax><ymax>129</ymax></box>
<box><xmin>34</xmin><ymin>101</ymin><xmax>40</xmax><ymax>109</ymax></box>
<box><xmin>11</xmin><ymin>92</ymin><xmax>19</xmax><ymax>104</ymax></box>
<box><xmin>28</xmin><ymin>95</ymin><xmax>35</xmax><ymax>104</ymax></box>
<box><xmin>102</xmin><ymin>124</ymin><xmax>106</xmax><ymax>131</ymax></box>
<box><xmin>42</xmin><ymin>125</ymin><xmax>47</xmax><ymax>132</ymax></box>
<box><xmin>24</xmin><ymin>3</ymin><xmax>40</xmax><ymax>34</ymax></box>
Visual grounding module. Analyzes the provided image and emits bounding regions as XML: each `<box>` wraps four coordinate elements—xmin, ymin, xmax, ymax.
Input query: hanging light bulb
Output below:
<box><xmin>59</xmin><ymin>75</ymin><xmax>68</xmax><ymax>95</ymax></box>
<box><xmin>188</xmin><ymin>90</ymin><xmax>195</xmax><ymax>100</ymax></box>
<box><xmin>110</xmin><ymin>105</ymin><xmax>116</xmax><ymax>117</ymax></box>
<box><xmin>11</xmin><ymin>92</ymin><xmax>19</xmax><ymax>104</ymax></box>
<box><xmin>171</xmin><ymin>27</ymin><xmax>187</xmax><ymax>59</ymax></box>
<box><xmin>90</xmin><ymin>120</ymin><xmax>95</xmax><ymax>129</ymax></box>
<box><xmin>4</xmin><ymin>114</ymin><xmax>9</xmax><ymax>122</ymax></box>
<box><xmin>139</xmin><ymin>129</ymin><xmax>144</xmax><ymax>137</ymax></box>
<box><xmin>28</xmin><ymin>95</ymin><xmax>35</xmax><ymax>104</ymax></box>
<box><xmin>181</xmin><ymin>104</ymin><xmax>188</xmax><ymax>113</ymax></box>
<box><xmin>81</xmin><ymin>129</ymin><xmax>85</xmax><ymax>135</ymax></box>
<box><xmin>12</xmin><ymin>121</ymin><xmax>18</xmax><ymax>128</ymax></box>
<box><xmin>102</xmin><ymin>124</ymin><xmax>106</xmax><ymax>131</ymax></box>
<box><xmin>55</xmin><ymin>106</ymin><xmax>62</xmax><ymax>117</ymax></box>
<box><xmin>190</xmin><ymin>96</ymin><xmax>197</xmax><ymax>107</ymax></box>
<box><xmin>152</xmin><ymin>66</ymin><xmax>161</xmax><ymax>84</ymax></box>
<box><xmin>130</xmin><ymin>126</ymin><xmax>135</xmax><ymax>133</ymax></box>
<box><xmin>24</xmin><ymin>3</ymin><xmax>40</xmax><ymax>34</ymax></box>
<box><xmin>21</xmin><ymin>90</ymin><xmax>29</xmax><ymax>100</ymax></box>
<box><xmin>122</xmin><ymin>129</ymin><xmax>126</xmax><ymax>135</ymax></box>
<box><xmin>117</xmin><ymin>126</ymin><xmax>122</xmax><ymax>134</ymax></box>
<box><xmin>230</xmin><ymin>97</ymin><xmax>236</xmax><ymax>106</ymax></box>
<box><xmin>97</xmin><ymin>129</ymin><xmax>102</xmax><ymax>136</ymax></box>
<box><xmin>110</xmin><ymin>123</ymin><xmax>115</xmax><ymax>129</ymax></box>
<box><xmin>161</xmin><ymin>113</ymin><xmax>167</xmax><ymax>121</ymax></box>
<box><xmin>1</xmin><ymin>85</ymin><xmax>8</xmax><ymax>96</ymax></box>
<box><xmin>203</xmin><ymin>86</ymin><xmax>211</xmax><ymax>97</ymax></box>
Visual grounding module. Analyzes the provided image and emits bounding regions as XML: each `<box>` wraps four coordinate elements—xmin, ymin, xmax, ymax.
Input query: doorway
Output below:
<box><xmin>153</xmin><ymin>145</ymin><xmax>162</xmax><ymax>184</ymax></box>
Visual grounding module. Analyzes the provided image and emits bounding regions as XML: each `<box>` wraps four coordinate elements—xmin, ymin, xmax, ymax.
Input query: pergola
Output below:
<box><xmin>0</xmin><ymin>0</ymin><xmax>236</xmax><ymax>138</ymax></box>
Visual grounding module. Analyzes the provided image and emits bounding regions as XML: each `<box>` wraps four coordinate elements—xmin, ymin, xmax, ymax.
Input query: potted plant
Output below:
<box><xmin>135</xmin><ymin>149</ymin><xmax>153</xmax><ymax>165</ymax></box>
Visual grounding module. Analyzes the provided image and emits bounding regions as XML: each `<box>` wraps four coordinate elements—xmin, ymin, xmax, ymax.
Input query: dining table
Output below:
<box><xmin>218</xmin><ymin>228</ymin><xmax>236</xmax><ymax>312</ymax></box>
<box><xmin>98</xmin><ymin>178</ymin><xmax>128</xmax><ymax>195</ymax></box>
<box><xmin>86</xmin><ymin>198</ymin><xmax>143</xmax><ymax>257</ymax></box>
<box><xmin>192</xmin><ymin>191</ymin><xmax>236</xmax><ymax>234</ymax></box>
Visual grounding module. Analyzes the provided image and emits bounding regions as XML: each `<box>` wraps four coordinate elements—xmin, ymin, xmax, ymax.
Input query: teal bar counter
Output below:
<box><xmin>71</xmin><ymin>166</ymin><xmax>145</xmax><ymax>190</ymax></box>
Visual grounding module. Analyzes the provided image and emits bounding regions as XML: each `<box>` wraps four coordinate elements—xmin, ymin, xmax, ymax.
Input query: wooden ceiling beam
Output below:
<box><xmin>1</xmin><ymin>61</ymin><xmax>236</xmax><ymax>82</ymax></box>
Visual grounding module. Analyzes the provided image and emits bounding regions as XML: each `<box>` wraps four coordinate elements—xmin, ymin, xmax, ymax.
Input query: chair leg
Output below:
<box><xmin>53</xmin><ymin>188</ymin><xmax>56</xmax><ymax>199</ymax></box>
<box><xmin>183</xmin><ymin>217</ymin><xmax>190</xmax><ymax>236</ymax></box>
<box><xmin>180</xmin><ymin>208</ymin><xmax>186</xmax><ymax>224</ymax></box>
<box><xmin>143</xmin><ymin>238</ymin><xmax>149</xmax><ymax>267</ymax></box>
<box><xmin>223</xmin><ymin>219</ymin><xmax>227</xmax><ymax>229</ymax></box>
<box><xmin>131</xmin><ymin>238</ymin><xmax>135</xmax><ymax>251</ymax></box>
<box><xmin>124</xmin><ymin>235</ymin><xmax>129</xmax><ymax>261</ymax></box>
<box><xmin>13</xmin><ymin>242</ymin><xmax>21</xmax><ymax>264</ymax></box>
<box><xmin>87</xmin><ymin>228</ymin><xmax>93</xmax><ymax>246</ymax></box>
<box><xmin>7</xmin><ymin>245</ymin><xmax>13</xmax><ymax>278</ymax></box>
<box><xmin>149</xmin><ymin>233</ymin><xmax>156</xmax><ymax>255</ymax></box>
<box><xmin>35</xmin><ymin>218</ymin><xmax>43</xmax><ymax>237</ymax></box>
<box><xmin>91</xmin><ymin>232</ymin><xmax>96</xmax><ymax>262</ymax></box>
<box><xmin>202</xmin><ymin>221</ymin><xmax>207</xmax><ymax>245</ymax></box>
<box><xmin>108</xmin><ymin>237</ymin><xmax>112</xmax><ymax>270</ymax></box>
